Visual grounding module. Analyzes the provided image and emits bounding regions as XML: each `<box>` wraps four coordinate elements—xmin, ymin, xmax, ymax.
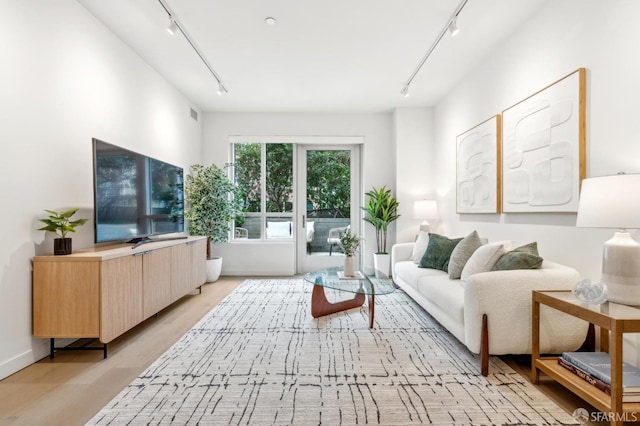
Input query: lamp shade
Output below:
<box><xmin>413</xmin><ymin>200</ymin><xmax>438</xmax><ymax>220</ymax></box>
<box><xmin>576</xmin><ymin>174</ymin><xmax>640</xmax><ymax>229</ymax></box>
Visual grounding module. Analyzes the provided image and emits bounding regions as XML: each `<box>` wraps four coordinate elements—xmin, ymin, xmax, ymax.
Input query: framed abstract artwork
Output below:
<box><xmin>501</xmin><ymin>68</ymin><xmax>586</xmax><ymax>213</ymax></box>
<box><xmin>456</xmin><ymin>115</ymin><xmax>501</xmax><ymax>213</ymax></box>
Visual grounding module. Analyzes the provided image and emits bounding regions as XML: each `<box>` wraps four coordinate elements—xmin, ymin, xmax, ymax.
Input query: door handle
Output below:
<box><xmin>302</xmin><ymin>214</ymin><xmax>306</xmax><ymax>228</ymax></box>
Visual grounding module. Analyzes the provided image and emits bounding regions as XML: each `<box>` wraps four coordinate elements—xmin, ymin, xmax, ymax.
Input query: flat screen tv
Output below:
<box><xmin>92</xmin><ymin>138</ymin><xmax>184</xmax><ymax>245</ymax></box>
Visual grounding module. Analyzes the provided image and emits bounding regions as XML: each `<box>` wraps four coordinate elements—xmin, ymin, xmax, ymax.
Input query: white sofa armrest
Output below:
<box><xmin>391</xmin><ymin>243</ymin><xmax>414</xmax><ymax>277</ymax></box>
<box><xmin>463</xmin><ymin>261</ymin><xmax>588</xmax><ymax>355</ymax></box>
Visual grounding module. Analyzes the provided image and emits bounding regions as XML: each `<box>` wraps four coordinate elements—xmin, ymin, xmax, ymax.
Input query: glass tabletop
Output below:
<box><xmin>303</xmin><ymin>267</ymin><xmax>395</xmax><ymax>295</ymax></box>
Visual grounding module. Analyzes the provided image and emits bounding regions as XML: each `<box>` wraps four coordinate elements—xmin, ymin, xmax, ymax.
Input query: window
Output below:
<box><xmin>232</xmin><ymin>143</ymin><xmax>293</xmax><ymax>240</ymax></box>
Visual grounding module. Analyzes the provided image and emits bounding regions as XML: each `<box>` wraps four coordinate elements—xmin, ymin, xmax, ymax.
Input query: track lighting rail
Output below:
<box><xmin>158</xmin><ymin>0</ymin><xmax>228</xmax><ymax>95</ymax></box>
<box><xmin>401</xmin><ymin>0</ymin><xmax>468</xmax><ymax>96</ymax></box>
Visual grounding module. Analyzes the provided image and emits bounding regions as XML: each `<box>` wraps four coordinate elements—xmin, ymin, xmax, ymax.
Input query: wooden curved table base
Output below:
<box><xmin>311</xmin><ymin>284</ymin><xmax>376</xmax><ymax>328</ymax></box>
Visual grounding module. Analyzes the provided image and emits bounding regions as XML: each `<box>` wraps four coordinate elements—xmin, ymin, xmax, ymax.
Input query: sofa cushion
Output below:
<box><xmin>394</xmin><ymin>260</ymin><xmax>446</xmax><ymax>291</ymax></box>
<box><xmin>492</xmin><ymin>242</ymin><xmax>543</xmax><ymax>271</ymax></box>
<box><xmin>448</xmin><ymin>230</ymin><xmax>483</xmax><ymax>279</ymax></box>
<box><xmin>266</xmin><ymin>220</ymin><xmax>292</xmax><ymax>238</ymax></box>
<box><xmin>416</xmin><ymin>273</ymin><xmax>464</xmax><ymax>326</ymax></box>
<box><xmin>460</xmin><ymin>240</ymin><xmax>514</xmax><ymax>281</ymax></box>
<box><xmin>419</xmin><ymin>233</ymin><xmax>462</xmax><ymax>271</ymax></box>
<box><xmin>410</xmin><ymin>231</ymin><xmax>430</xmax><ymax>263</ymax></box>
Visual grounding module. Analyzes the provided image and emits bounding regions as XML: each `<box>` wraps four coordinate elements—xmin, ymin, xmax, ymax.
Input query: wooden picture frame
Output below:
<box><xmin>501</xmin><ymin>68</ymin><xmax>586</xmax><ymax>213</ymax></box>
<box><xmin>456</xmin><ymin>115</ymin><xmax>502</xmax><ymax>214</ymax></box>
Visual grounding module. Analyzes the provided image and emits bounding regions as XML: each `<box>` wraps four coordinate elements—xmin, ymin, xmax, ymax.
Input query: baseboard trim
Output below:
<box><xmin>0</xmin><ymin>338</ymin><xmax>76</xmax><ymax>380</ymax></box>
<box><xmin>0</xmin><ymin>344</ymin><xmax>43</xmax><ymax>380</ymax></box>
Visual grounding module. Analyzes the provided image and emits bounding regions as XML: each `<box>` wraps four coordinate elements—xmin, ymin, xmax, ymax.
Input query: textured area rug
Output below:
<box><xmin>88</xmin><ymin>279</ymin><xmax>576</xmax><ymax>425</ymax></box>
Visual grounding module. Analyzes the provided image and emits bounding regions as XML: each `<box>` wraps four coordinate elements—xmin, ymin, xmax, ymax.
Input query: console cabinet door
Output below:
<box><xmin>101</xmin><ymin>255</ymin><xmax>143</xmax><ymax>343</ymax></box>
<box><xmin>170</xmin><ymin>244</ymin><xmax>192</xmax><ymax>301</ymax></box>
<box><xmin>142</xmin><ymin>247</ymin><xmax>172</xmax><ymax>319</ymax></box>
<box><xmin>33</xmin><ymin>259</ymin><xmax>100</xmax><ymax>338</ymax></box>
<box><xmin>189</xmin><ymin>238</ymin><xmax>207</xmax><ymax>289</ymax></box>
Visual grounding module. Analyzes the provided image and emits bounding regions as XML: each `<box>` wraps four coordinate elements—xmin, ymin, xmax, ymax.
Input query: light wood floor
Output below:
<box><xmin>0</xmin><ymin>277</ymin><xmax>243</xmax><ymax>425</ymax></box>
<box><xmin>0</xmin><ymin>276</ymin><xmax>602</xmax><ymax>425</ymax></box>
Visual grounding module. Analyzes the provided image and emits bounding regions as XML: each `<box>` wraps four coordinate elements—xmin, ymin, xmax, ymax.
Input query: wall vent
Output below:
<box><xmin>190</xmin><ymin>108</ymin><xmax>198</xmax><ymax>121</ymax></box>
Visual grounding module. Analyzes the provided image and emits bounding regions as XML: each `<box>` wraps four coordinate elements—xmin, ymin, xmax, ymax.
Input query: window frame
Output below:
<box><xmin>231</xmin><ymin>142</ymin><xmax>295</xmax><ymax>241</ymax></box>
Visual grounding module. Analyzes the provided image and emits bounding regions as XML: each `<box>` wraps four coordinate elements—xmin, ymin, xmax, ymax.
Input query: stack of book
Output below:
<box><xmin>558</xmin><ymin>352</ymin><xmax>640</xmax><ymax>402</ymax></box>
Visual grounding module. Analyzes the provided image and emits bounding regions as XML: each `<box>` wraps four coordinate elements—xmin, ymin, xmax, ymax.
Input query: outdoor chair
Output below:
<box><xmin>326</xmin><ymin>225</ymin><xmax>349</xmax><ymax>255</ymax></box>
<box><xmin>306</xmin><ymin>221</ymin><xmax>315</xmax><ymax>253</ymax></box>
<box><xmin>235</xmin><ymin>227</ymin><xmax>248</xmax><ymax>239</ymax></box>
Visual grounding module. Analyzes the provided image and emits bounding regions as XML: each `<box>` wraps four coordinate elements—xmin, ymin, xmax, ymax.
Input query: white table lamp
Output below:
<box><xmin>576</xmin><ymin>173</ymin><xmax>640</xmax><ymax>305</ymax></box>
<box><xmin>413</xmin><ymin>200</ymin><xmax>438</xmax><ymax>233</ymax></box>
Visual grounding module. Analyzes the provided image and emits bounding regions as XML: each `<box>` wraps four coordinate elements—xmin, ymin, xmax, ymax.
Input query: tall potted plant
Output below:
<box><xmin>37</xmin><ymin>208</ymin><xmax>89</xmax><ymax>255</ymax></box>
<box><xmin>362</xmin><ymin>185</ymin><xmax>400</xmax><ymax>276</ymax></box>
<box><xmin>185</xmin><ymin>163</ymin><xmax>242</xmax><ymax>282</ymax></box>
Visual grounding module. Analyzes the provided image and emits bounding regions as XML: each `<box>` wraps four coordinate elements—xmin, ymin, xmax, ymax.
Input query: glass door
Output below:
<box><xmin>296</xmin><ymin>145</ymin><xmax>360</xmax><ymax>273</ymax></box>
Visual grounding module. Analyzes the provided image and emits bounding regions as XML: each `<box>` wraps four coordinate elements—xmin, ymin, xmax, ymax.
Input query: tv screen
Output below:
<box><xmin>92</xmin><ymin>139</ymin><xmax>184</xmax><ymax>243</ymax></box>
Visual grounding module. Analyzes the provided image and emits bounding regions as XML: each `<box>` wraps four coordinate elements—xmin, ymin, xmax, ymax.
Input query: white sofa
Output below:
<box><xmin>391</xmin><ymin>241</ymin><xmax>589</xmax><ymax>376</ymax></box>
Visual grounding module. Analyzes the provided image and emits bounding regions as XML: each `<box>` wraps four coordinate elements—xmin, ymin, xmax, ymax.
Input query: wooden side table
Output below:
<box><xmin>532</xmin><ymin>290</ymin><xmax>640</xmax><ymax>425</ymax></box>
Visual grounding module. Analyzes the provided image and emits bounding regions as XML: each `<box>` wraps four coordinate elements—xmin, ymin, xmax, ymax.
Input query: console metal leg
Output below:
<box><xmin>48</xmin><ymin>338</ymin><xmax>108</xmax><ymax>359</ymax></box>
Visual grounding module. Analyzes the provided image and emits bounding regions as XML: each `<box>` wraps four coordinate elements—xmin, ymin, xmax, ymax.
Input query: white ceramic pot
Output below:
<box><xmin>344</xmin><ymin>256</ymin><xmax>355</xmax><ymax>277</ymax></box>
<box><xmin>373</xmin><ymin>253</ymin><xmax>391</xmax><ymax>277</ymax></box>
<box><xmin>206</xmin><ymin>257</ymin><xmax>223</xmax><ymax>282</ymax></box>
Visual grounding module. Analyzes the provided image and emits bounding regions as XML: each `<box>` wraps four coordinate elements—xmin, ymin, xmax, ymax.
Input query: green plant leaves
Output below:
<box><xmin>184</xmin><ymin>163</ymin><xmax>243</xmax><ymax>248</ymax></box>
<box><xmin>37</xmin><ymin>208</ymin><xmax>89</xmax><ymax>238</ymax></box>
<box><xmin>361</xmin><ymin>185</ymin><xmax>400</xmax><ymax>254</ymax></box>
<box><xmin>338</xmin><ymin>228</ymin><xmax>362</xmax><ymax>257</ymax></box>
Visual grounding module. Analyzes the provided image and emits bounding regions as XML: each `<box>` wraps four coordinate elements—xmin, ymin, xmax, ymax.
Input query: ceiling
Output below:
<box><xmin>77</xmin><ymin>0</ymin><xmax>547</xmax><ymax>113</ymax></box>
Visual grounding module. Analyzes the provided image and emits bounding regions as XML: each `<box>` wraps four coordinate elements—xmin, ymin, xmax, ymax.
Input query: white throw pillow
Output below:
<box><xmin>460</xmin><ymin>240</ymin><xmax>514</xmax><ymax>281</ymax></box>
<box><xmin>266</xmin><ymin>221</ymin><xmax>292</xmax><ymax>238</ymax></box>
<box><xmin>410</xmin><ymin>231</ymin><xmax>430</xmax><ymax>263</ymax></box>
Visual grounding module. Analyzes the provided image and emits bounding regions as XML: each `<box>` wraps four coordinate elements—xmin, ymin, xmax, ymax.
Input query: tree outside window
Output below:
<box><xmin>232</xmin><ymin>144</ymin><xmax>350</xmax><ymax>245</ymax></box>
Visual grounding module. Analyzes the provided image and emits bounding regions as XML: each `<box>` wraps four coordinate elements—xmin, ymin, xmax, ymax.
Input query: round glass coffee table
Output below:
<box><xmin>303</xmin><ymin>267</ymin><xmax>395</xmax><ymax>328</ymax></box>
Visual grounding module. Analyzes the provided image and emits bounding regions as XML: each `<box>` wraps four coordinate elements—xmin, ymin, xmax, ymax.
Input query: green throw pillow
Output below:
<box><xmin>492</xmin><ymin>242</ymin><xmax>543</xmax><ymax>271</ymax></box>
<box><xmin>448</xmin><ymin>230</ymin><xmax>483</xmax><ymax>279</ymax></box>
<box><xmin>419</xmin><ymin>233</ymin><xmax>463</xmax><ymax>271</ymax></box>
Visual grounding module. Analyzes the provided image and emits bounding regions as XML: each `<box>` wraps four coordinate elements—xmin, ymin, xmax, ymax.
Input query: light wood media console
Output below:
<box><xmin>32</xmin><ymin>236</ymin><xmax>207</xmax><ymax>358</ymax></box>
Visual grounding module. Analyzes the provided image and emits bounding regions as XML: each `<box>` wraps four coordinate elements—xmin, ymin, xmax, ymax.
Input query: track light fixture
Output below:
<box><xmin>400</xmin><ymin>0</ymin><xmax>468</xmax><ymax>96</ymax></box>
<box><xmin>216</xmin><ymin>82</ymin><xmax>227</xmax><ymax>96</ymax></box>
<box><xmin>448</xmin><ymin>18</ymin><xmax>459</xmax><ymax>36</ymax></box>
<box><xmin>167</xmin><ymin>16</ymin><xmax>178</xmax><ymax>35</ymax></box>
<box><xmin>158</xmin><ymin>0</ymin><xmax>229</xmax><ymax>95</ymax></box>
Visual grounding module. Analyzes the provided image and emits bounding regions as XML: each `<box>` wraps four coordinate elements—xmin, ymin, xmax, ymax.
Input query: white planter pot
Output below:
<box><xmin>373</xmin><ymin>253</ymin><xmax>391</xmax><ymax>277</ymax></box>
<box><xmin>206</xmin><ymin>257</ymin><xmax>223</xmax><ymax>282</ymax></box>
<box><xmin>344</xmin><ymin>256</ymin><xmax>355</xmax><ymax>277</ymax></box>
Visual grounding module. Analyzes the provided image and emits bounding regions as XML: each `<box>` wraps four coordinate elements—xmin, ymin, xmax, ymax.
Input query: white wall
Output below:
<box><xmin>393</xmin><ymin>108</ymin><xmax>436</xmax><ymax>243</ymax></box>
<box><xmin>431</xmin><ymin>0</ymin><xmax>640</xmax><ymax>280</ymax></box>
<box><xmin>424</xmin><ymin>0</ymin><xmax>640</xmax><ymax>361</ymax></box>
<box><xmin>0</xmin><ymin>1</ymin><xmax>202</xmax><ymax>379</ymax></box>
<box><xmin>202</xmin><ymin>112</ymin><xmax>394</xmax><ymax>275</ymax></box>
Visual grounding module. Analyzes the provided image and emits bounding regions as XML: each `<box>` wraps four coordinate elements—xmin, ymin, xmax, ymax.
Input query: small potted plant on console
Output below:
<box><xmin>37</xmin><ymin>208</ymin><xmax>89</xmax><ymax>255</ymax></box>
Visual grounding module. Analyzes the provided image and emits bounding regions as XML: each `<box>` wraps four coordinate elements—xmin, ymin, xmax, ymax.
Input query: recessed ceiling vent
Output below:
<box><xmin>190</xmin><ymin>107</ymin><xmax>198</xmax><ymax>121</ymax></box>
